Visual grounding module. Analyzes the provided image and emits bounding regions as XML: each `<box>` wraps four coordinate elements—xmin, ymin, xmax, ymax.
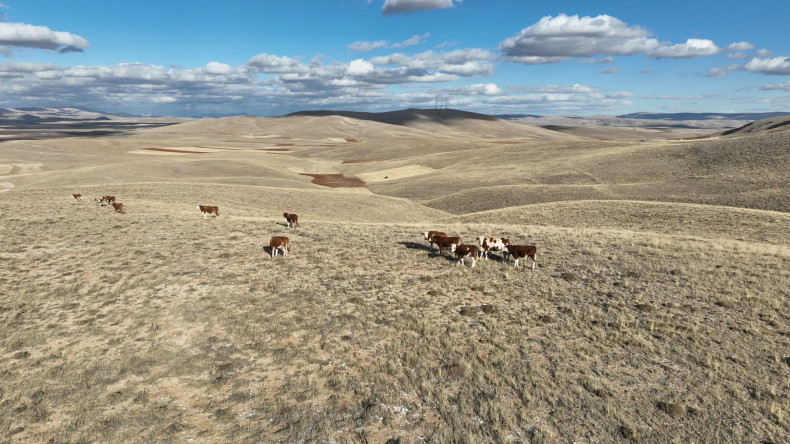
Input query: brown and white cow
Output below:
<box><xmin>422</xmin><ymin>231</ymin><xmax>446</xmax><ymax>248</ymax></box>
<box><xmin>454</xmin><ymin>244</ymin><xmax>479</xmax><ymax>268</ymax></box>
<box><xmin>71</xmin><ymin>193</ymin><xmax>82</xmax><ymax>202</ymax></box>
<box><xmin>283</xmin><ymin>213</ymin><xmax>300</xmax><ymax>228</ymax></box>
<box><xmin>111</xmin><ymin>202</ymin><xmax>125</xmax><ymax>214</ymax></box>
<box><xmin>95</xmin><ymin>195</ymin><xmax>116</xmax><ymax>206</ymax></box>
<box><xmin>475</xmin><ymin>236</ymin><xmax>510</xmax><ymax>260</ymax></box>
<box><xmin>197</xmin><ymin>205</ymin><xmax>219</xmax><ymax>218</ymax></box>
<box><xmin>269</xmin><ymin>236</ymin><xmax>289</xmax><ymax>258</ymax></box>
<box><xmin>505</xmin><ymin>244</ymin><xmax>537</xmax><ymax>269</ymax></box>
<box><xmin>432</xmin><ymin>235</ymin><xmax>461</xmax><ymax>256</ymax></box>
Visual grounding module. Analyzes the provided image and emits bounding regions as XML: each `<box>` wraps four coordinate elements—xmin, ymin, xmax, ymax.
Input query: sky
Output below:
<box><xmin>0</xmin><ymin>0</ymin><xmax>789</xmax><ymax>117</ymax></box>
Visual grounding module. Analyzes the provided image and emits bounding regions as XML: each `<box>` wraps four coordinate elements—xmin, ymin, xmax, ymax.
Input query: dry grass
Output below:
<box><xmin>1</xmin><ymin>116</ymin><xmax>788</xmax><ymax>442</ymax></box>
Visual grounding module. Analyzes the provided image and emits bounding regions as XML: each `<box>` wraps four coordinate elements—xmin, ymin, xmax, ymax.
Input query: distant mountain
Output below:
<box><xmin>288</xmin><ymin>108</ymin><xmax>500</xmax><ymax>126</ymax></box>
<box><xmin>617</xmin><ymin>112</ymin><xmax>790</xmax><ymax>121</ymax></box>
<box><xmin>495</xmin><ymin>114</ymin><xmax>544</xmax><ymax>120</ymax></box>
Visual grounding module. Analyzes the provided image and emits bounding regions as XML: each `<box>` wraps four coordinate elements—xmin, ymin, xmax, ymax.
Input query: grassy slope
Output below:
<box><xmin>1</xmin><ymin>116</ymin><xmax>788</xmax><ymax>442</ymax></box>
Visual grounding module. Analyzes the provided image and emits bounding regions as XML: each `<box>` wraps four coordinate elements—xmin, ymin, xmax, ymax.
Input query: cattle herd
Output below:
<box><xmin>71</xmin><ymin>193</ymin><xmax>537</xmax><ymax>269</ymax></box>
<box><xmin>422</xmin><ymin>231</ymin><xmax>538</xmax><ymax>269</ymax></box>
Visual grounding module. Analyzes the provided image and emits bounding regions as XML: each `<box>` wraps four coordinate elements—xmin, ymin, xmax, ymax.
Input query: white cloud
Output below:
<box><xmin>726</xmin><ymin>41</ymin><xmax>755</xmax><ymax>51</ymax></box>
<box><xmin>499</xmin><ymin>14</ymin><xmax>659</xmax><ymax>62</ymax></box>
<box><xmin>246</xmin><ymin>53</ymin><xmax>306</xmax><ymax>74</ymax></box>
<box><xmin>204</xmin><ymin>62</ymin><xmax>233</xmax><ymax>75</ymax></box>
<box><xmin>648</xmin><ymin>39</ymin><xmax>722</xmax><ymax>59</ymax></box>
<box><xmin>349</xmin><ymin>40</ymin><xmax>388</xmax><ymax>52</ymax></box>
<box><xmin>760</xmin><ymin>81</ymin><xmax>790</xmax><ymax>91</ymax></box>
<box><xmin>382</xmin><ymin>0</ymin><xmax>460</xmax><ymax>16</ymax></box>
<box><xmin>744</xmin><ymin>56</ymin><xmax>790</xmax><ymax>75</ymax></box>
<box><xmin>756</xmin><ymin>49</ymin><xmax>773</xmax><ymax>58</ymax></box>
<box><xmin>727</xmin><ymin>52</ymin><xmax>749</xmax><ymax>60</ymax></box>
<box><xmin>0</xmin><ymin>22</ymin><xmax>89</xmax><ymax>53</ymax></box>
<box><xmin>349</xmin><ymin>33</ymin><xmax>430</xmax><ymax>52</ymax></box>
<box><xmin>392</xmin><ymin>33</ymin><xmax>430</xmax><ymax>48</ymax></box>
<box><xmin>372</xmin><ymin>48</ymin><xmax>495</xmax><ymax>76</ymax></box>
<box><xmin>346</xmin><ymin>59</ymin><xmax>376</xmax><ymax>76</ymax></box>
<box><xmin>705</xmin><ymin>64</ymin><xmax>740</xmax><ymax>78</ymax></box>
<box><xmin>442</xmin><ymin>83</ymin><xmax>504</xmax><ymax>96</ymax></box>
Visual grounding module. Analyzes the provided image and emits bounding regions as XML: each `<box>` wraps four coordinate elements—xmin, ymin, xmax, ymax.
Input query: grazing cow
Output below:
<box><xmin>269</xmin><ymin>236</ymin><xmax>289</xmax><ymax>258</ymax></box>
<box><xmin>475</xmin><ymin>237</ymin><xmax>510</xmax><ymax>260</ymax></box>
<box><xmin>422</xmin><ymin>231</ymin><xmax>446</xmax><ymax>248</ymax></box>
<box><xmin>71</xmin><ymin>193</ymin><xmax>82</xmax><ymax>202</ymax></box>
<box><xmin>505</xmin><ymin>244</ymin><xmax>537</xmax><ymax>269</ymax></box>
<box><xmin>95</xmin><ymin>195</ymin><xmax>115</xmax><ymax>206</ymax></box>
<box><xmin>283</xmin><ymin>213</ymin><xmax>300</xmax><ymax>228</ymax></box>
<box><xmin>432</xmin><ymin>235</ymin><xmax>461</xmax><ymax>256</ymax></box>
<box><xmin>454</xmin><ymin>244</ymin><xmax>479</xmax><ymax>268</ymax></box>
<box><xmin>197</xmin><ymin>205</ymin><xmax>219</xmax><ymax>218</ymax></box>
<box><xmin>111</xmin><ymin>202</ymin><xmax>125</xmax><ymax>214</ymax></box>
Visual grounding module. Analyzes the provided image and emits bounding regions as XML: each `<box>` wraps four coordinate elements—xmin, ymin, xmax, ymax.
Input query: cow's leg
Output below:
<box><xmin>531</xmin><ymin>253</ymin><xmax>537</xmax><ymax>270</ymax></box>
<box><xmin>513</xmin><ymin>258</ymin><xmax>519</xmax><ymax>268</ymax></box>
<box><xmin>470</xmin><ymin>256</ymin><xmax>476</xmax><ymax>268</ymax></box>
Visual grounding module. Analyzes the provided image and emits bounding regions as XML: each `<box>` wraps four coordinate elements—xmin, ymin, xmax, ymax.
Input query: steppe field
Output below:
<box><xmin>1</xmin><ymin>110</ymin><xmax>789</xmax><ymax>443</ymax></box>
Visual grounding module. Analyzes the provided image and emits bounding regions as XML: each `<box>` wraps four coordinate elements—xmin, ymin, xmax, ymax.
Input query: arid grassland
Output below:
<box><xmin>1</xmin><ymin>112</ymin><xmax>789</xmax><ymax>443</ymax></box>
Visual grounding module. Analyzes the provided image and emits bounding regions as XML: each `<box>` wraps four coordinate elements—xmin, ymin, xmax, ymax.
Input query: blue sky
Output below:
<box><xmin>1</xmin><ymin>0</ymin><xmax>788</xmax><ymax>117</ymax></box>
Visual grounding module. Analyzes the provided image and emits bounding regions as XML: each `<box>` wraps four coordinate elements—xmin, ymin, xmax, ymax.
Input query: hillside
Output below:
<box><xmin>0</xmin><ymin>109</ymin><xmax>788</xmax><ymax>443</ymax></box>
<box><xmin>722</xmin><ymin>114</ymin><xmax>790</xmax><ymax>136</ymax></box>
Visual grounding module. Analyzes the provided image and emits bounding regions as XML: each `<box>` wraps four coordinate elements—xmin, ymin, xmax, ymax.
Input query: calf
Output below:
<box><xmin>269</xmin><ymin>236</ymin><xmax>289</xmax><ymax>258</ymax></box>
<box><xmin>475</xmin><ymin>236</ymin><xmax>510</xmax><ymax>260</ymax></box>
<box><xmin>432</xmin><ymin>235</ymin><xmax>461</xmax><ymax>256</ymax></box>
<box><xmin>505</xmin><ymin>244</ymin><xmax>537</xmax><ymax>269</ymax></box>
<box><xmin>71</xmin><ymin>193</ymin><xmax>82</xmax><ymax>202</ymax></box>
<box><xmin>422</xmin><ymin>231</ymin><xmax>446</xmax><ymax>248</ymax></box>
<box><xmin>197</xmin><ymin>205</ymin><xmax>219</xmax><ymax>218</ymax></box>
<box><xmin>111</xmin><ymin>202</ymin><xmax>125</xmax><ymax>214</ymax></box>
<box><xmin>283</xmin><ymin>213</ymin><xmax>300</xmax><ymax>228</ymax></box>
<box><xmin>454</xmin><ymin>244</ymin><xmax>479</xmax><ymax>268</ymax></box>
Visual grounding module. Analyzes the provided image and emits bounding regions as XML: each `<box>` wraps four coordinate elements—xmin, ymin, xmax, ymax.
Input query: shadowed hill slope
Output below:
<box><xmin>722</xmin><ymin>114</ymin><xmax>790</xmax><ymax>136</ymax></box>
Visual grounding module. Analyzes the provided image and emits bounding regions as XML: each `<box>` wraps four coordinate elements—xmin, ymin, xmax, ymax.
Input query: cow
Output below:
<box><xmin>476</xmin><ymin>237</ymin><xmax>510</xmax><ymax>260</ymax></box>
<box><xmin>422</xmin><ymin>231</ymin><xmax>446</xmax><ymax>248</ymax></box>
<box><xmin>197</xmin><ymin>205</ymin><xmax>219</xmax><ymax>218</ymax></box>
<box><xmin>454</xmin><ymin>244</ymin><xmax>479</xmax><ymax>268</ymax></box>
<box><xmin>269</xmin><ymin>236</ymin><xmax>289</xmax><ymax>258</ymax></box>
<box><xmin>71</xmin><ymin>193</ymin><xmax>82</xmax><ymax>202</ymax></box>
<box><xmin>432</xmin><ymin>235</ymin><xmax>461</xmax><ymax>256</ymax></box>
<box><xmin>95</xmin><ymin>195</ymin><xmax>115</xmax><ymax>206</ymax></box>
<box><xmin>505</xmin><ymin>244</ymin><xmax>537</xmax><ymax>269</ymax></box>
<box><xmin>283</xmin><ymin>213</ymin><xmax>300</xmax><ymax>228</ymax></box>
<box><xmin>111</xmin><ymin>202</ymin><xmax>125</xmax><ymax>214</ymax></box>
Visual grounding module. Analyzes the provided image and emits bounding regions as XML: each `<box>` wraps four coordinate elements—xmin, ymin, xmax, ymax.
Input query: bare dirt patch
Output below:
<box><xmin>299</xmin><ymin>173</ymin><xmax>366</xmax><ymax>188</ymax></box>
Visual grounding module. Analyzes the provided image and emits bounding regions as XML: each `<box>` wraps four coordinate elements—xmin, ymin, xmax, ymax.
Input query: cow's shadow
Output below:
<box><xmin>399</xmin><ymin>241</ymin><xmax>458</xmax><ymax>262</ymax></box>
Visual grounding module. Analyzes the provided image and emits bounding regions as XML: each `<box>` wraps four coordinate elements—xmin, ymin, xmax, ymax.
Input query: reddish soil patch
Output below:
<box><xmin>275</xmin><ymin>143</ymin><xmax>295</xmax><ymax>146</ymax></box>
<box><xmin>488</xmin><ymin>141</ymin><xmax>523</xmax><ymax>144</ymax></box>
<box><xmin>345</xmin><ymin>138</ymin><xmax>361</xmax><ymax>143</ymax></box>
<box><xmin>257</xmin><ymin>148</ymin><xmax>291</xmax><ymax>152</ymax></box>
<box><xmin>144</xmin><ymin>148</ymin><xmax>207</xmax><ymax>154</ymax></box>
<box><xmin>341</xmin><ymin>159</ymin><xmax>379</xmax><ymax>164</ymax></box>
<box><xmin>300</xmin><ymin>173</ymin><xmax>366</xmax><ymax>188</ymax></box>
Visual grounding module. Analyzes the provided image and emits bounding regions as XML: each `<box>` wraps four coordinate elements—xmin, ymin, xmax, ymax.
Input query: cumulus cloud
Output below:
<box><xmin>392</xmin><ymin>33</ymin><xmax>430</xmax><ymax>48</ymax></box>
<box><xmin>500</xmin><ymin>14</ymin><xmax>728</xmax><ymax>64</ymax></box>
<box><xmin>648</xmin><ymin>39</ymin><xmax>722</xmax><ymax>58</ymax></box>
<box><xmin>246</xmin><ymin>53</ymin><xmax>306</xmax><ymax>74</ymax></box>
<box><xmin>499</xmin><ymin>14</ymin><xmax>659</xmax><ymax>62</ymax></box>
<box><xmin>744</xmin><ymin>56</ymin><xmax>790</xmax><ymax>75</ymax></box>
<box><xmin>372</xmin><ymin>48</ymin><xmax>495</xmax><ymax>76</ymax></box>
<box><xmin>726</xmin><ymin>41</ymin><xmax>755</xmax><ymax>51</ymax></box>
<box><xmin>705</xmin><ymin>64</ymin><xmax>740</xmax><ymax>78</ymax></box>
<box><xmin>382</xmin><ymin>0</ymin><xmax>460</xmax><ymax>16</ymax></box>
<box><xmin>0</xmin><ymin>22</ymin><xmax>89</xmax><ymax>53</ymax></box>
